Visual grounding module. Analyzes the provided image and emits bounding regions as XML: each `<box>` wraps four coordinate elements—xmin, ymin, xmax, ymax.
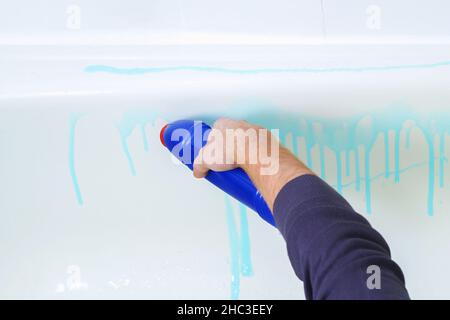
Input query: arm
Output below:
<box><xmin>193</xmin><ymin>118</ymin><xmax>409</xmax><ymax>300</ymax></box>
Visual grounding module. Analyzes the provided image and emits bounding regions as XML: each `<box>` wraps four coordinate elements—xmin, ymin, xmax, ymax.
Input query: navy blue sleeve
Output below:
<box><xmin>273</xmin><ymin>174</ymin><xmax>410</xmax><ymax>300</ymax></box>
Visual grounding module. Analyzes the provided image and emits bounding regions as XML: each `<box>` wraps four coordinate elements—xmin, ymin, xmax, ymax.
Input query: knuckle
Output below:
<box><xmin>213</xmin><ymin>118</ymin><xmax>227</xmax><ymax>128</ymax></box>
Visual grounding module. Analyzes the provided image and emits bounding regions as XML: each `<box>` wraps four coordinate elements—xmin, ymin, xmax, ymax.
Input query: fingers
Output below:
<box><xmin>213</xmin><ymin>117</ymin><xmax>242</xmax><ymax>130</ymax></box>
<box><xmin>193</xmin><ymin>125</ymin><xmax>223</xmax><ymax>178</ymax></box>
<box><xmin>193</xmin><ymin>117</ymin><xmax>251</xmax><ymax>179</ymax></box>
<box><xmin>193</xmin><ymin>146</ymin><xmax>209</xmax><ymax>179</ymax></box>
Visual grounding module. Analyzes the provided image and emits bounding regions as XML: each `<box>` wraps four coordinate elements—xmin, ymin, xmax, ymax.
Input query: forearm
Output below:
<box><xmin>273</xmin><ymin>175</ymin><xmax>410</xmax><ymax>299</ymax></box>
<box><xmin>242</xmin><ymin>144</ymin><xmax>312</xmax><ymax>211</ymax></box>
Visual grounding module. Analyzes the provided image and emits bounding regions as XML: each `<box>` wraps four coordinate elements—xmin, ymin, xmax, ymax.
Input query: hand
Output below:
<box><xmin>193</xmin><ymin>118</ymin><xmax>313</xmax><ymax>210</ymax></box>
<box><xmin>193</xmin><ymin>118</ymin><xmax>261</xmax><ymax>178</ymax></box>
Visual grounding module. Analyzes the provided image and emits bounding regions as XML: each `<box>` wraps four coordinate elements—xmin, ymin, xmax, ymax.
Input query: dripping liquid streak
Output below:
<box><xmin>427</xmin><ymin>136</ymin><xmax>435</xmax><ymax>216</ymax></box>
<box><xmin>394</xmin><ymin>129</ymin><xmax>401</xmax><ymax>183</ymax></box>
<box><xmin>224</xmin><ymin>196</ymin><xmax>240</xmax><ymax>299</ymax></box>
<box><xmin>239</xmin><ymin>204</ymin><xmax>253</xmax><ymax>277</ymax></box>
<box><xmin>364</xmin><ymin>148</ymin><xmax>372</xmax><ymax>214</ymax></box>
<box><xmin>224</xmin><ymin>197</ymin><xmax>254</xmax><ymax>299</ymax></box>
<box><xmin>120</xmin><ymin>135</ymin><xmax>136</xmax><ymax>176</ymax></box>
<box><xmin>354</xmin><ymin>148</ymin><xmax>361</xmax><ymax>191</ymax></box>
<box><xmin>335</xmin><ymin>150</ymin><xmax>343</xmax><ymax>193</ymax></box>
<box><xmin>85</xmin><ymin>59</ymin><xmax>450</xmax><ymax>75</ymax></box>
<box><xmin>384</xmin><ymin>132</ymin><xmax>390</xmax><ymax>178</ymax></box>
<box><xmin>336</xmin><ymin>159</ymin><xmax>436</xmax><ymax>189</ymax></box>
<box><xmin>69</xmin><ymin>114</ymin><xmax>83</xmax><ymax>205</ymax></box>
<box><xmin>439</xmin><ymin>133</ymin><xmax>446</xmax><ymax>188</ymax></box>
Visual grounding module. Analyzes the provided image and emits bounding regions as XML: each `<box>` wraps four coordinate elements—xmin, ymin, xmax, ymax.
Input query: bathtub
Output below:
<box><xmin>1</xmin><ymin>0</ymin><xmax>450</xmax><ymax>299</ymax></box>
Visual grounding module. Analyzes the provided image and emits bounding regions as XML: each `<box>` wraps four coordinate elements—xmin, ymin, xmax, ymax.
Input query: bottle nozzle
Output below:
<box><xmin>160</xmin><ymin>124</ymin><xmax>168</xmax><ymax>147</ymax></box>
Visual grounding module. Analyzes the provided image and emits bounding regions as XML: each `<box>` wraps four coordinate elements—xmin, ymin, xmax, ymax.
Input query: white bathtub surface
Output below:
<box><xmin>2</xmin><ymin>1</ymin><xmax>450</xmax><ymax>299</ymax></box>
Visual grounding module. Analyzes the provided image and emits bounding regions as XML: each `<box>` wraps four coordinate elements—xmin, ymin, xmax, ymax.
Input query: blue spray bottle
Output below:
<box><xmin>160</xmin><ymin>120</ymin><xmax>275</xmax><ymax>226</ymax></box>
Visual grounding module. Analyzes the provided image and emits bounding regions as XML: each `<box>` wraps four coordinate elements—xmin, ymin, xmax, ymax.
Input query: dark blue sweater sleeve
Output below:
<box><xmin>273</xmin><ymin>174</ymin><xmax>410</xmax><ymax>300</ymax></box>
